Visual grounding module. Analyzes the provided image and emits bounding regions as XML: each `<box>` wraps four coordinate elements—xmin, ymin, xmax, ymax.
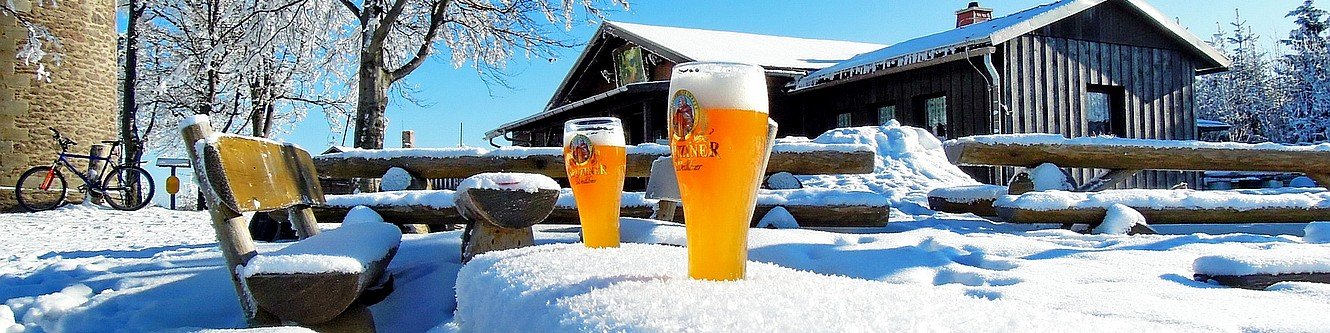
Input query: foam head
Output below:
<box><xmin>564</xmin><ymin>117</ymin><xmax>626</xmax><ymax>147</ymax></box>
<box><xmin>668</xmin><ymin>62</ymin><xmax>769</xmax><ymax>113</ymax></box>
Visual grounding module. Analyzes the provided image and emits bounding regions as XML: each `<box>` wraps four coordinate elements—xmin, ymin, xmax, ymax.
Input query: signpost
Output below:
<box><xmin>156</xmin><ymin>158</ymin><xmax>191</xmax><ymax>210</ymax></box>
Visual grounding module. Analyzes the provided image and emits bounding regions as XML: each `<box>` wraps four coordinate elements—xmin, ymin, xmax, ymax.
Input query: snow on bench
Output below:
<box><xmin>241</xmin><ymin>206</ymin><xmax>402</xmax><ymax>277</ymax></box>
<box><xmin>1193</xmin><ymin>244</ymin><xmax>1330</xmax><ymax>289</ymax></box>
<box><xmin>993</xmin><ymin>188</ymin><xmax>1330</xmax><ymax>224</ymax></box>
<box><xmin>452</xmin><ymin>243</ymin><xmax>1173</xmax><ymax>331</ymax></box>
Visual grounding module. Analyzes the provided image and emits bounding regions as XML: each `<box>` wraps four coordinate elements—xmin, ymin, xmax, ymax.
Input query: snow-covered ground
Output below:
<box><xmin>3</xmin><ymin>124</ymin><xmax>1330</xmax><ymax>332</ymax></box>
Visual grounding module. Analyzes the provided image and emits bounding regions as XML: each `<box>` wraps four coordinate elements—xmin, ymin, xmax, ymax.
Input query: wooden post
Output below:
<box><xmin>455</xmin><ymin>184</ymin><xmax>558</xmax><ymax>263</ymax></box>
<box><xmin>1309</xmin><ymin>174</ymin><xmax>1330</xmax><ymax>191</ymax></box>
<box><xmin>181</xmin><ymin>119</ymin><xmax>273</xmax><ymax>324</ymax></box>
<box><xmin>1076</xmin><ymin>169</ymin><xmax>1141</xmax><ymax>192</ymax></box>
<box><xmin>286</xmin><ymin>205</ymin><xmax>321</xmax><ymax>239</ymax></box>
<box><xmin>653</xmin><ymin>201</ymin><xmax>679</xmax><ymax>221</ymax></box>
<box><xmin>85</xmin><ymin>144</ymin><xmax>108</xmax><ymax>203</ymax></box>
<box><xmin>401</xmin><ymin>130</ymin><xmax>415</xmax><ymax>148</ymax></box>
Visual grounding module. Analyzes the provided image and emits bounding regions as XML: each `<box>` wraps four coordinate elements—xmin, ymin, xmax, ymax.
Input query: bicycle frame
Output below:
<box><xmin>40</xmin><ymin>151</ymin><xmax>117</xmax><ymax>192</ymax></box>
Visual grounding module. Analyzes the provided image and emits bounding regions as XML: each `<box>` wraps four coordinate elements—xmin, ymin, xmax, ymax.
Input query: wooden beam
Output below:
<box><xmin>1194</xmin><ymin>272</ymin><xmax>1330</xmax><ymax>290</ymax></box>
<box><xmin>927</xmin><ymin>196</ymin><xmax>996</xmax><ymax>217</ymax></box>
<box><xmin>1077</xmin><ymin>169</ymin><xmax>1141</xmax><ymax>192</ymax></box>
<box><xmin>314</xmin><ymin>203</ymin><xmax>890</xmax><ymax>228</ymax></box>
<box><xmin>995</xmin><ymin>206</ymin><xmax>1330</xmax><ymax>224</ymax></box>
<box><xmin>245</xmin><ymin>247</ymin><xmax>396</xmax><ymax>325</ymax></box>
<box><xmin>946</xmin><ymin>140</ymin><xmax>1330</xmax><ymax>173</ymax></box>
<box><xmin>312</xmin><ymin>149</ymin><xmax>875</xmax><ymax>179</ymax></box>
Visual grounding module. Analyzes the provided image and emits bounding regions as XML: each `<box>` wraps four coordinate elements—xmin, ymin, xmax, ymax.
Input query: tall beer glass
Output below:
<box><xmin>668</xmin><ymin>62</ymin><xmax>770</xmax><ymax>280</ymax></box>
<box><xmin>564</xmin><ymin>117</ymin><xmax>627</xmax><ymax>248</ymax></box>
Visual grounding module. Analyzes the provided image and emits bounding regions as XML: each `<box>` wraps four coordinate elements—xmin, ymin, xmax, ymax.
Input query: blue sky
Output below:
<box><xmin>282</xmin><ymin>0</ymin><xmax>1303</xmax><ymax>150</ymax></box>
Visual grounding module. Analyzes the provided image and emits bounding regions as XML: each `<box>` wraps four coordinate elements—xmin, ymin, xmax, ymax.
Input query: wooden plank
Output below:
<box><xmin>204</xmin><ymin>136</ymin><xmax>325</xmax><ymax>212</ymax></box>
<box><xmin>927</xmin><ymin>196</ymin><xmax>996</xmax><ymax>217</ymax></box>
<box><xmin>946</xmin><ymin>140</ymin><xmax>1330</xmax><ymax>174</ymax></box>
<box><xmin>996</xmin><ymin>205</ymin><xmax>1330</xmax><ymax>224</ymax></box>
<box><xmin>312</xmin><ymin>149</ymin><xmax>875</xmax><ymax>179</ymax></box>
<box><xmin>1194</xmin><ymin>272</ymin><xmax>1330</xmax><ymax>290</ymax></box>
<box><xmin>315</xmin><ymin>202</ymin><xmax>889</xmax><ymax>228</ymax></box>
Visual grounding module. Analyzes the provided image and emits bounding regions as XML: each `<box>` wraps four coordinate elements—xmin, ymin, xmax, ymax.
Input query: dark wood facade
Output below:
<box><xmin>491</xmin><ymin>1</ymin><xmax>1229</xmax><ymax>189</ymax></box>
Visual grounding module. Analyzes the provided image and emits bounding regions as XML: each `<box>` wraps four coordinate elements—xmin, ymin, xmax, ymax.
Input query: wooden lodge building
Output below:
<box><xmin>485</xmin><ymin>0</ymin><xmax>1232</xmax><ymax>187</ymax></box>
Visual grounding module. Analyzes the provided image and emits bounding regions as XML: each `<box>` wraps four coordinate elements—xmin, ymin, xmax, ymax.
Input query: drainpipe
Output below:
<box><xmin>983</xmin><ymin>54</ymin><xmax>1003</xmax><ymax>134</ymax></box>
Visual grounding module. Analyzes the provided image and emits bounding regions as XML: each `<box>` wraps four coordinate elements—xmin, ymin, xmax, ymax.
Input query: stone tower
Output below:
<box><xmin>0</xmin><ymin>0</ymin><xmax>118</xmax><ymax>210</ymax></box>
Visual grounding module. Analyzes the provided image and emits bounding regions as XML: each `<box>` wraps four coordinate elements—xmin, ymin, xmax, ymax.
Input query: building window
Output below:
<box><xmin>915</xmin><ymin>94</ymin><xmax>948</xmax><ymax>138</ymax></box>
<box><xmin>836</xmin><ymin>112</ymin><xmax>852</xmax><ymax>128</ymax></box>
<box><xmin>1086</xmin><ymin>85</ymin><xmax>1125</xmax><ymax>137</ymax></box>
<box><xmin>876</xmin><ymin>104</ymin><xmax>896</xmax><ymax>125</ymax></box>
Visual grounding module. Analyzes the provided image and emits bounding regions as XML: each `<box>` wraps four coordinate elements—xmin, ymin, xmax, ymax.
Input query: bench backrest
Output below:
<box><xmin>197</xmin><ymin>135</ymin><xmax>326</xmax><ymax>213</ymax></box>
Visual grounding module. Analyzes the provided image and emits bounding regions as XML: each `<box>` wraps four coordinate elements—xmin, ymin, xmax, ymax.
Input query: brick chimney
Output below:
<box><xmin>956</xmin><ymin>2</ymin><xmax>994</xmax><ymax>28</ymax></box>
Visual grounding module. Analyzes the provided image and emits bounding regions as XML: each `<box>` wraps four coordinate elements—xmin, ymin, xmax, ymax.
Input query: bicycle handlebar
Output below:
<box><xmin>48</xmin><ymin>127</ymin><xmax>77</xmax><ymax>150</ymax></box>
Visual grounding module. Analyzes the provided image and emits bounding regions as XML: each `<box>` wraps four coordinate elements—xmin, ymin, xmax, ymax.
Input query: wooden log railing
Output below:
<box><xmin>944</xmin><ymin>135</ymin><xmax>1330</xmax><ymax>188</ymax></box>
<box><xmin>313</xmin><ymin>143</ymin><xmax>875</xmax><ymax>180</ymax></box>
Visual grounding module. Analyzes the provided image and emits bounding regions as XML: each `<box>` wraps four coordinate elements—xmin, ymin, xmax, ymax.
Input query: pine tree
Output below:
<box><xmin>1275</xmin><ymin>0</ymin><xmax>1330</xmax><ymax>143</ymax></box>
<box><xmin>1197</xmin><ymin>11</ymin><xmax>1279</xmax><ymax>143</ymax></box>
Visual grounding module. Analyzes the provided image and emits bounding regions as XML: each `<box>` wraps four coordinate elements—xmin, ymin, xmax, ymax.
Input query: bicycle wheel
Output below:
<box><xmin>102</xmin><ymin>165</ymin><xmax>155</xmax><ymax>211</ymax></box>
<box><xmin>15</xmin><ymin>166</ymin><xmax>68</xmax><ymax>212</ymax></box>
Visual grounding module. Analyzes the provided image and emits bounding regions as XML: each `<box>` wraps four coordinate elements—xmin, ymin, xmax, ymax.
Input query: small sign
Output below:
<box><xmin>166</xmin><ymin>175</ymin><xmax>180</xmax><ymax>194</ymax></box>
<box><xmin>156</xmin><ymin>158</ymin><xmax>191</xmax><ymax>168</ymax></box>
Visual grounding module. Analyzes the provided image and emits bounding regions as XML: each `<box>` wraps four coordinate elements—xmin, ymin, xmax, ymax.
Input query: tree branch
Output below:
<box><xmin>388</xmin><ymin>0</ymin><xmax>451</xmax><ymax>82</ymax></box>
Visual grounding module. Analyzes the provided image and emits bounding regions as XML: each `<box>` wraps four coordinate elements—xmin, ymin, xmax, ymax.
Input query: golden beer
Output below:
<box><xmin>564</xmin><ymin>117</ymin><xmax>627</xmax><ymax>248</ymax></box>
<box><xmin>668</xmin><ymin>62</ymin><xmax>771</xmax><ymax>280</ymax></box>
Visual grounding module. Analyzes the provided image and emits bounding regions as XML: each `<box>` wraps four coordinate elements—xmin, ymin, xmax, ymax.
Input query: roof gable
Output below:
<box><xmin>605</xmin><ymin>21</ymin><xmax>887</xmax><ymax>70</ymax></box>
<box><xmin>794</xmin><ymin>0</ymin><xmax>1232</xmax><ymax>91</ymax></box>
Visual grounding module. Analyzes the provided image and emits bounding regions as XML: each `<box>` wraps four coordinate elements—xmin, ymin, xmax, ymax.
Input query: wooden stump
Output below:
<box><xmin>456</xmin><ymin>187</ymin><xmax>559</xmax><ymax>262</ymax></box>
<box><xmin>244</xmin><ymin>247</ymin><xmax>396</xmax><ymax>325</ymax></box>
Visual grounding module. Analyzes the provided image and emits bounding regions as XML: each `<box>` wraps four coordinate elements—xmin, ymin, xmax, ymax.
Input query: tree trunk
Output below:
<box><xmin>354</xmin><ymin>54</ymin><xmax>390</xmax><ymax>150</ymax></box>
<box><xmin>120</xmin><ymin>3</ymin><xmax>142</xmax><ymax>166</ymax></box>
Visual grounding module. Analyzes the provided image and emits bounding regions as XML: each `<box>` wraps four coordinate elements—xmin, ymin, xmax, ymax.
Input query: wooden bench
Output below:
<box><xmin>935</xmin><ymin>134</ymin><xmax>1330</xmax><ymax>224</ymax></box>
<box><xmin>181</xmin><ymin>117</ymin><xmax>400</xmax><ymax>327</ymax></box>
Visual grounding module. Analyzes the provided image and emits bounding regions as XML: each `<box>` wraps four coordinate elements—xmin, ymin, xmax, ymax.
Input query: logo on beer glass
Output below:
<box><xmin>671</xmin><ymin>90</ymin><xmax>698</xmax><ymax>140</ymax></box>
<box><xmin>569</xmin><ymin>134</ymin><xmax>594</xmax><ymax>166</ymax></box>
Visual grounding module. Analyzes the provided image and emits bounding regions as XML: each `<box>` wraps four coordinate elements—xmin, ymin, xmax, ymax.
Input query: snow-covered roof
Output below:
<box><xmin>604</xmin><ymin>21</ymin><xmax>886</xmax><ymax>71</ymax></box>
<box><xmin>794</xmin><ymin>0</ymin><xmax>1233</xmax><ymax>91</ymax></box>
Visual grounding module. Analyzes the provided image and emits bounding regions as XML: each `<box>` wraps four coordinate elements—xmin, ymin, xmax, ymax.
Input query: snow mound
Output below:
<box><xmin>1290</xmin><ymin>176</ymin><xmax>1318</xmax><ymax>188</ymax></box>
<box><xmin>452</xmin><ymin>243</ymin><xmax>1169</xmax><ymax>332</ymax></box>
<box><xmin>458</xmin><ymin>173</ymin><xmax>559</xmax><ymax>193</ymax></box>
<box><xmin>798</xmin><ymin>122</ymin><xmax>979</xmax><ymax>214</ymax></box>
<box><xmin>241</xmin><ymin>208</ymin><xmax>401</xmax><ymax>277</ymax></box>
<box><xmin>1093</xmin><ymin>204</ymin><xmax>1147</xmax><ymax>235</ymax></box>
<box><xmin>381</xmin><ymin>167</ymin><xmax>413</xmax><ymax>191</ymax></box>
<box><xmin>5</xmin><ymin>284</ymin><xmax>93</xmax><ymax>332</ymax></box>
<box><xmin>996</xmin><ymin>188</ymin><xmax>1330</xmax><ymax>211</ymax></box>
<box><xmin>326</xmin><ymin>190</ymin><xmax>457</xmax><ymax>209</ymax></box>
<box><xmin>1030</xmin><ymin>163</ymin><xmax>1073</xmax><ymax>191</ymax></box>
<box><xmin>756</xmin><ymin>206</ymin><xmax>799</xmax><ymax>229</ymax></box>
<box><xmin>1194</xmin><ymin>244</ymin><xmax>1330</xmax><ymax>276</ymax></box>
<box><xmin>1304</xmin><ymin>222</ymin><xmax>1330</xmax><ymax>244</ymax></box>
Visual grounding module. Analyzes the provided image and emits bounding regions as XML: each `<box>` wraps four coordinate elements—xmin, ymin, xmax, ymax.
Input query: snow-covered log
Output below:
<box><xmin>995</xmin><ymin>188</ymin><xmax>1330</xmax><ymax>224</ymax></box>
<box><xmin>944</xmin><ymin>135</ymin><xmax>1330</xmax><ymax>187</ymax></box>
<box><xmin>455</xmin><ymin>173</ymin><xmax>560</xmax><ymax>262</ymax></box>
<box><xmin>312</xmin><ymin>143</ymin><xmax>874</xmax><ymax>179</ymax></box>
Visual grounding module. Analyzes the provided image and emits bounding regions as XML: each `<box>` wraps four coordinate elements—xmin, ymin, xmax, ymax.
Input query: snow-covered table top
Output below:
<box><xmin>452</xmin><ymin>243</ymin><xmax>1175</xmax><ymax>332</ymax></box>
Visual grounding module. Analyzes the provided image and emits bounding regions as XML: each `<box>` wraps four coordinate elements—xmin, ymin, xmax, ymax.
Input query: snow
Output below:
<box><xmin>1029</xmin><ymin>163</ymin><xmax>1073</xmax><ymax>191</ymax></box>
<box><xmin>755</xmin><ymin>206</ymin><xmax>798</xmax><ymax>229</ymax></box>
<box><xmin>606</xmin><ymin>21</ymin><xmax>885</xmax><ymax>70</ymax></box>
<box><xmin>996</xmin><ymin>188</ymin><xmax>1330</xmax><ymax>211</ymax></box>
<box><xmin>950</xmin><ymin>133</ymin><xmax>1330</xmax><ymax>152</ymax></box>
<box><xmin>1193</xmin><ymin>244</ymin><xmax>1330</xmax><ymax>276</ymax></box>
<box><xmin>797</xmin><ymin>122</ymin><xmax>980</xmax><ymax>214</ymax></box>
<box><xmin>555</xmin><ymin>189</ymin><xmax>655</xmax><ymax>209</ymax></box>
<box><xmin>756</xmin><ymin>188</ymin><xmax>886</xmax><ymax>207</ymax></box>
<box><xmin>380</xmin><ymin>167</ymin><xmax>413</xmax><ymax>191</ymax></box>
<box><xmin>4</xmin><ymin>207</ymin><xmax>1330</xmax><ymax>332</ymax></box>
<box><xmin>456</xmin><ymin>173</ymin><xmax>559</xmax><ymax>194</ymax></box>
<box><xmin>240</xmin><ymin>206</ymin><xmax>401</xmax><ymax>277</ymax></box>
<box><xmin>928</xmin><ymin>184</ymin><xmax>1006</xmax><ymax>204</ymax></box>
<box><xmin>1093</xmin><ymin>204</ymin><xmax>1147</xmax><ymax>235</ymax></box>
<box><xmin>1305</xmin><ymin>222</ymin><xmax>1330</xmax><ymax>244</ymax></box>
<box><xmin>769</xmin><ymin>142</ymin><xmax>871</xmax><ymax>153</ymax></box>
<box><xmin>318</xmin><ymin>147</ymin><xmax>490</xmax><ymax>160</ymax></box>
<box><xmin>179</xmin><ymin>114</ymin><xmax>212</xmax><ymax>129</ymax></box>
<box><xmin>326</xmin><ymin>190</ymin><xmax>457</xmax><ymax>209</ymax></box>
<box><xmin>1290</xmin><ymin>176</ymin><xmax>1319</xmax><ymax>187</ymax></box>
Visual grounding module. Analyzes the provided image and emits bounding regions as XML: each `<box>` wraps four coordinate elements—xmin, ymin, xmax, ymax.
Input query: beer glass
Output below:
<box><xmin>564</xmin><ymin>117</ymin><xmax>627</xmax><ymax>248</ymax></box>
<box><xmin>667</xmin><ymin>62</ymin><xmax>770</xmax><ymax>280</ymax></box>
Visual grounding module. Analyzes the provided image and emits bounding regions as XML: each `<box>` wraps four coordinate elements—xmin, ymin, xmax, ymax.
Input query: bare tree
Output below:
<box><xmin>336</xmin><ymin>0</ymin><xmax>628</xmax><ymax>149</ymax></box>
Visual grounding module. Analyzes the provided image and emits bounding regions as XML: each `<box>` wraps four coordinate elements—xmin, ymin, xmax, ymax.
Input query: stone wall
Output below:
<box><xmin>0</xmin><ymin>0</ymin><xmax>118</xmax><ymax>211</ymax></box>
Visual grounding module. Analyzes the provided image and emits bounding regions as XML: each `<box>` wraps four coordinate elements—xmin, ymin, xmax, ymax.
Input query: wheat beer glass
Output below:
<box><xmin>668</xmin><ymin>62</ymin><xmax>770</xmax><ymax>280</ymax></box>
<box><xmin>564</xmin><ymin>117</ymin><xmax>628</xmax><ymax>248</ymax></box>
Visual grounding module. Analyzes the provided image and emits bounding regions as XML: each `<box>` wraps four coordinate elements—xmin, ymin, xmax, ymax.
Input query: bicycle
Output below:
<box><xmin>14</xmin><ymin>127</ymin><xmax>156</xmax><ymax>211</ymax></box>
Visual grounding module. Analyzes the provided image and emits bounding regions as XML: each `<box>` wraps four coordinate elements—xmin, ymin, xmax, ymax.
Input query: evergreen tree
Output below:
<box><xmin>1197</xmin><ymin>10</ymin><xmax>1278</xmax><ymax>143</ymax></box>
<box><xmin>1275</xmin><ymin>0</ymin><xmax>1330</xmax><ymax>143</ymax></box>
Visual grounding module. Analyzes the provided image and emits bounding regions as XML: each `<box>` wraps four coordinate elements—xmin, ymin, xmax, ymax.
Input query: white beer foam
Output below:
<box><xmin>668</xmin><ymin>62</ymin><xmax>769</xmax><ymax>113</ymax></box>
<box><xmin>564</xmin><ymin>129</ymin><xmax>627</xmax><ymax>147</ymax></box>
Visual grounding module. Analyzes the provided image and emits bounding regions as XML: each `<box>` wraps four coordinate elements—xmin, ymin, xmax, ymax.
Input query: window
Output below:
<box><xmin>876</xmin><ymin>104</ymin><xmax>896</xmax><ymax>125</ymax></box>
<box><xmin>1086</xmin><ymin>85</ymin><xmax>1125</xmax><ymax>137</ymax></box>
<box><xmin>836</xmin><ymin>112</ymin><xmax>852</xmax><ymax>128</ymax></box>
<box><xmin>914</xmin><ymin>94</ymin><xmax>948</xmax><ymax>138</ymax></box>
